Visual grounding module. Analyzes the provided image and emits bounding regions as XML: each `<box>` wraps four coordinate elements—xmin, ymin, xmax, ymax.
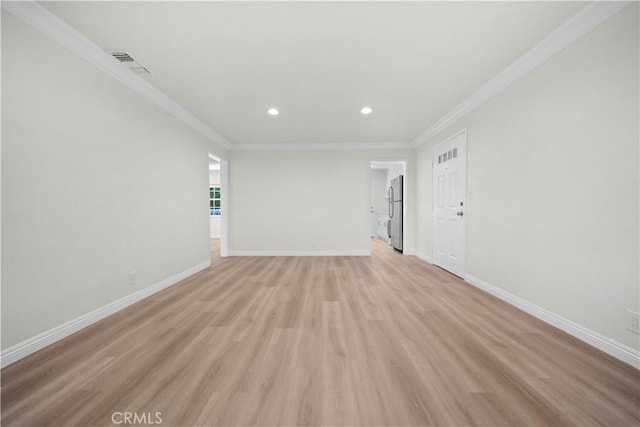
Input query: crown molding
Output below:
<box><xmin>5</xmin><ymin>1</ymin><xmax>630</xmax><ymax>153</ymax></box>
<box><xmin>411</xmin><ymin>0</ymin><xmax>632</xmax><ymax>148</ymax></box>
<box><xmin>1</xmin><ymin>0</ymin><xmax>232</xmax><ymax>151</ymax></box>
<box><xmin>231</xmin><ymin>141</ymin><xmax>414</xmax><ymax>151</ymax></box>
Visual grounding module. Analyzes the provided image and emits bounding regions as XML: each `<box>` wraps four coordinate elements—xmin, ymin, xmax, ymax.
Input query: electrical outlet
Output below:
<box><xmin>129</xmin><ymin>271</ymin><xmax>137</xmax><ymax>287</ymax></box>
<box><xmin>626</xmin><ymin>310</ymin><xmax>639</xmax><ymax>334</ymax></box>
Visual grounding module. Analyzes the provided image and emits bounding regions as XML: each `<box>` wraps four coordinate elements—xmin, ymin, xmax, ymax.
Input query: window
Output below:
<box><xmin>210</xmin><ymin>185</ymin><xmax>221</xmax><ymax>215</ymax></box>
<box><xmin>437</xmin><ymin>148</ymin><xmax>458</xmax><ymax>164</ymax></box>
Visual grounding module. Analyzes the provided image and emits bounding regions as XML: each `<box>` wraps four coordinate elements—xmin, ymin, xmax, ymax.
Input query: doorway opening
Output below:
<box><xmin>209</xmin><ymin>154</ymin><xmax>228</xmax><ymax>257</ymax></box>
<box><xmin>369</xmin><ymin>160</ymin><xmax>406</xmax><ymax>254</ymax></box>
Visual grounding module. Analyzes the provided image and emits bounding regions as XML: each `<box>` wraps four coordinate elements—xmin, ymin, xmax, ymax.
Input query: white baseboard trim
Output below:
<box><xmin>0</xmin><ymin>260</ymin><xmax>211</xmax><ymax>368</ymax></box>
<box><xmin>228</xmin><ymin>250</ymin><xmax>370</xmax><ymax>257</ymax></box>
<box><xmin>465</xmin><ymin>274</ymin><xmax>640</xmax><ymax>369</ymax></box>
<box><xmin>415</xmin><ymin>251</ymin><xmax>433</xmax><ymax>264</ymax></box>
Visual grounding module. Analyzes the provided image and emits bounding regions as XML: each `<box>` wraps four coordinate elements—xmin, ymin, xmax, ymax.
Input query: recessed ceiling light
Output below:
<box><xmin>267</xmin><ymin>108</ymin><xmax>279</xmax><ymax>116</ymax></box>
<box><xmin>361</xmin><ymin>106</ymin><xmax>373</xmax><ymax>115</ymax></box>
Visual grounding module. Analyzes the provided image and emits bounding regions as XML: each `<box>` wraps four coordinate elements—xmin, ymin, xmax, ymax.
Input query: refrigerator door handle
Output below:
<box><xmin>388</xmin><ymin>187</ymin><xmax>394</xmax><ymax>218</ymax></box>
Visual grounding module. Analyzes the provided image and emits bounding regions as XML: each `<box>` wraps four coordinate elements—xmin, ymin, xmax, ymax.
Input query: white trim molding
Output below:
<box><xmin>1</xmin><ymin>0</ymin><xmax>232</xmax><ymax>152</ymax></box>
<box><xmin>465</xmin><ymin>274</ymin><xmax>640</xmax><ymax>369</ymax></box>
<box><xmin>4</xmin><ymin>1</ymin><xmax>631</xmax><ymax>153</ymax></box>
<box><xmin>219</xmin><ymin>159</ymin><xmax>230</xmax><ymax>257</ymax></box>
<box><xmin>411</xmin><ymin>1</ymin><xmax>633</xmax><ymax>147</ymax></box>
<box><xmin>232</xmin><ymin>142</ymin><xmax>413</xmax><ymax>152</ymax></box>
<box><xmin>0</xmin><ymin>261</ymin><xmax>211</xmax><ymax>368</ymax></box>
<box><xmin>228</xmin><ymin>250</ymin><xmax>370</xmax><ymax>257</ymax></box>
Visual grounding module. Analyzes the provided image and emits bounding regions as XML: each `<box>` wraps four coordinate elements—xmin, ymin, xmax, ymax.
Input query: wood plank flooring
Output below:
<box><xmin>2</xmin><ymin>239</ymin><xmax>639</xmax><ymax>426</ymax></box>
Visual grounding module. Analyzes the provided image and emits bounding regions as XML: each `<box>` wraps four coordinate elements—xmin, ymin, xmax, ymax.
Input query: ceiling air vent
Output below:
<box><xmin>108</xmin><ymin>51</ymin><xmax>150</xmax><ymax>74</ymax></box>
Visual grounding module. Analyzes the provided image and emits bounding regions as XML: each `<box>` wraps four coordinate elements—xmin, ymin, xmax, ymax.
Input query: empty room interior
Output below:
<box><xmin>2</xmin><ymin>1</ymin><xmax>639</xmax><ymax>426</ymax></box>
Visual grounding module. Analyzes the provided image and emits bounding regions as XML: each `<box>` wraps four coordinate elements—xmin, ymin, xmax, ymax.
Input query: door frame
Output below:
<box><xmin>369</xmin><ymin>159</ymin><xmax>408</xmax><ymax>253</ymax></box>
<box><xmin>220</xmin><ymin>158</ymin><xmax>229</xmax><ymax>257</ymax></box>
<box><xmin>431</xmin><ymin>128</ymin><xmax>467</xmax><ymax>275</ymax></box>
<box><xmin>209</xmin><ymin>153</ymin><xmax>229</xmax><ymax>257</ymax></box>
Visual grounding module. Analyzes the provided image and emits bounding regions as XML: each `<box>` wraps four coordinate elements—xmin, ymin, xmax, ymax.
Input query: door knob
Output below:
<box><xmin>457</xmin><ymin>211</ymin><xmax>464</xmax><ymax>216</ymax></box>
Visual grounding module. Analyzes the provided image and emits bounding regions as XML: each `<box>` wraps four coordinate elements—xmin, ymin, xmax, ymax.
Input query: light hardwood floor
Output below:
<box><xmin>2</xmin><ymin>239</ymin><xmax>639</xmax><ymax>426</ymax></box>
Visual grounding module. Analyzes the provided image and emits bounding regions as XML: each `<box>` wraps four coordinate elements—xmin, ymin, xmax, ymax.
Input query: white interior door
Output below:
<box><xmin>432</xmin><ymin>131</ymin><xmax>466</xmax><ymax>277</ymax></box>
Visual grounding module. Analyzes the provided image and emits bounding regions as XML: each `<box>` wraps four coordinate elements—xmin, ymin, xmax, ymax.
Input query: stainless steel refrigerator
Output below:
<box><xmin>387</xmin><ymin>175</ymin><xmax>403</xmax><ymax>251</ymax></box>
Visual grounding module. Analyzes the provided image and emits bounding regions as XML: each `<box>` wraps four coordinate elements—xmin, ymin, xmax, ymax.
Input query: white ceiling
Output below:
<box><xmin>42</xmin><ymin>1</ymin><xmax>586</xmax><ymax>145</ymax></box>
